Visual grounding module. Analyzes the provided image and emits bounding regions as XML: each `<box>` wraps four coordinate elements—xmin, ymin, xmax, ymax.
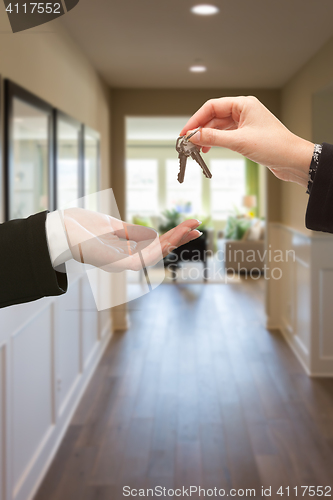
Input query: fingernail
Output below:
<box><xmin>186</xmin><ymin>129</ymin><xmax>201</xmax><ymax>142</ymax></box>
<box><xmin>196</xmin><ymin>220</ymin><xmax>202</xmax><ymax>225</ymax></box>
<box><xmin>196</xmin><ymin>231</ymin><xmax>203</xmax><ymax>236</ymax></box>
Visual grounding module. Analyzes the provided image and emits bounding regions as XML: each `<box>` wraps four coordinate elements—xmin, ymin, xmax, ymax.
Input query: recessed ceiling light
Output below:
<box><xmin>189</xmin><ymin>65</ymin><xmax>207</xmax><ymax>73</ymax></box>
<box><xmin>191</xmin><ymin>4</ymin><xmax>219</xmax><ymax>16</ymax></box>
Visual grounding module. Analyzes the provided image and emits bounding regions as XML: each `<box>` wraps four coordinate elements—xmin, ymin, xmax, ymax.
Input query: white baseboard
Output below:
<box><xmin>279</xmin><ymin>324</ymin><xmax>311</xmax><ymax>377</ymax></box>
<box><xmin>265</xmin><ymin>316</ymin><xmax>281</xmax><ymax>330</ymax></box>
<box><xmin>266</xmin><ymin>316</ymin><xmax>333</xmax><ymax>378</ymax></box>
<box><xmin>266</xmin><ymin>316</ymin><xmax>310</xmax><ymax>375</ymax></box>
<box><xmin>112</xmin><ymin>307</ymin><xmax>130</xmax><ymax>331</ymax></box>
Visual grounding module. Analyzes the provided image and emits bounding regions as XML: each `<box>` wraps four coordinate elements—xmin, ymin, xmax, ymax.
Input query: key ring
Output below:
<box><xmin>176</xmin><ymin>127</ymin><xmax>201</xmax><ymax>150</ymax></box>
<box><xmin>185</xmin><ymin>127</ymin><xmax>202</xmax><ymax>141</ymax></box>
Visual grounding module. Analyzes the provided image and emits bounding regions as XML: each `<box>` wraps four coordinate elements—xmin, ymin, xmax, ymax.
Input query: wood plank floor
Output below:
<box><xmin>34</xmin><ymin>280</ymin><xmax>333</xmax><ymax>500</ymax></box>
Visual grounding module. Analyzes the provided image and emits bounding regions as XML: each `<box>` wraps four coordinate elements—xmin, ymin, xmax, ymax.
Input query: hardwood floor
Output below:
<box><xmin>34</xmin><ymin>280</ymin><xmax>333</xmax><ymax>500</ymax></box>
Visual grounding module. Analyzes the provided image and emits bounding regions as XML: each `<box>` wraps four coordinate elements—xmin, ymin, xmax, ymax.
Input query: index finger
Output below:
<box><xmin>180</xmin><ymin>97</ymin><xmax>238</xmax><ymax>136</ymax></box>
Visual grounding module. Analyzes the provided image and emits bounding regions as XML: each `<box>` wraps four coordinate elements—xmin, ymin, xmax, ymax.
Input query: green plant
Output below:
<box><xmin>158</xmin><ymin>209</ymin><xmax>182</xmax><ymax>234</ymax></box>
<box><xmin>132</xmin><ymin>215</ymin><xmax>152</xmax><ymax>227</ymax></box>
<box><xmin>224</xmin><ymin>215</ymin><xmax>251</xmax><ymax>240</ymax></box>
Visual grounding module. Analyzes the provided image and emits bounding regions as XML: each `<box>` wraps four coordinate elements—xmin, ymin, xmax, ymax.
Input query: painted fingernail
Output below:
<box><xmin>196</xmin><ymin>220</ymin><xmax>202</xmax><ymax>225</ymax></box>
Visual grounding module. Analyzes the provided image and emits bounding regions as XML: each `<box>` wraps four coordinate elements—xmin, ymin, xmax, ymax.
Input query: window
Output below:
<box><xmin>166</xmin><ymin>158</ymin><xmax>202</xmax><ymax>215</ymax></box>
<box><xmin>56</xmin><ymin>112</ymin><xmax>81</xmax><ymax>209</ymax></box>
<box><xmin>126</xmin><ymin>159</ymin><xmax>158</xmax><ymax>219</ymax></box>
<box><xmin>125</xmin><ymin>117</ymin><xmax>252</xmax><ymax>224</ymax></box>
<box><xmin>5</xmin><ymin>81</ymin><xmax>54</xmax><ymax>220</ymax></box>
<box><xmin>84</xmin><ymin>126</ymin><xmax>100</xmax><ymax>211</ymax></box>
<box><xmin>125</xmin><ymin>155</ymin><xmax>247</xmax><ymax>223</ymax></box>
<box><xmin>210</xmin><ymin>159</ymin><xmax>246</xmax><ymax>219</ymax></box>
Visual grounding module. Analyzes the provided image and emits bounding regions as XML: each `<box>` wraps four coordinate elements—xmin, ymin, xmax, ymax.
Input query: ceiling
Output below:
<box><xmin>62</xmin><ymin>0</ymin><xmax>333</xmax><ymax>89</ymax></box>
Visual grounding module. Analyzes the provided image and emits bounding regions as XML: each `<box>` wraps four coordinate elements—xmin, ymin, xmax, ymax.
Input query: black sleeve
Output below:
<box><xmin>0</xmin><ymin>211</ymin><xmax>68</xmax><ymax>309</ymax></box>
<box><xmin>306</xmin><ymin>142</ymin><xmax>333</xmax><ymax>233</ymax></box>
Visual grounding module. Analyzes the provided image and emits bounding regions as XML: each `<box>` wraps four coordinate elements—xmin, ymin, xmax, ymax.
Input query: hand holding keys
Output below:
<box><xmin>176</xmin><ymin>127</ymin><xmax>212</xmax><ymax>184</ymax></box>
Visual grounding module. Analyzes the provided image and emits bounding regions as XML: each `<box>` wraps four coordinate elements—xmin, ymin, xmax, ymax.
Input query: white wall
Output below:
<box><xmin>267</xmin><ymin>224</ymin><xmax>333</xmax><ymax>376</ymax></box>
<box><xmin>0</xmin><ymin>13</ymin><xmax>114</xmax><ymax>500</ymax></box>
<box><xmin>265</xmin><ymin>34</ymin><xmax>333</xmax><ymax>373</ymax></box>
<box><xmin>0</xmin><ymin>274</ymin><xmax>112</xmax><ymax>500</ymax></box>
<box><xmin>281</xmin><ymin>33</ymin><xmax>333</xmax><ymax>231</ymax></box>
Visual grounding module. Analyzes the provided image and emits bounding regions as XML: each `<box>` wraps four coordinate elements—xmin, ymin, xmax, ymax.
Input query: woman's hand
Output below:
<box><xmin>180</xmin><ymin>96</ymin><xmax>314</xmax><ymax>188</ymax></box>
<box><xmin>63</xmin><ymin>208</ymin><xmax>201</xmax><ymax>272</ymax></box>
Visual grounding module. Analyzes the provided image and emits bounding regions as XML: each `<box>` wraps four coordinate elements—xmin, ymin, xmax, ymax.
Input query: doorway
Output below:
<box><xmin>125</xmin><ymin>116</ymin><xmax>266</xmax><ymax>285</ymax></box>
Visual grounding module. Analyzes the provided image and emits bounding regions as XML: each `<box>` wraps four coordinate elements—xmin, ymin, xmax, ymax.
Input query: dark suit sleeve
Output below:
<box><xmin>0</xmin><ymin>211</ymin><xmax>68</xmax><ymax>309</ymax></box>
<box><xmin>306</xmin><ymin>142</ymin><xmax>333</xmax><ymax>233</ymax></box>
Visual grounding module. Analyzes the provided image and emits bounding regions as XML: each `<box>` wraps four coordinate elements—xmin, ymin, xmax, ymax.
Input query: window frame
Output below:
<box><xmin>209</xmin><ymin>157</ymin><xmax>247</xmax><ymax>221</ymax></box>
<box><xmin>82</xmin><ymin>125</ymin><xmax>101</xmax><ymax>198</ymax></box>
<box><xmin>54</xmin><ymin>109</ymin><xmax>84</xmax><ymax>209</ymax></box>
<box><xmin>4</xmin><ymin>79</ymin><xmax>55</xmax><ymax>221</ymax></box>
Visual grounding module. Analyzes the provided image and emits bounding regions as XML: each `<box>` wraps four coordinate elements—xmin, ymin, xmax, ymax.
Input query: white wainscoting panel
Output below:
<box><xmin>282</xmin><ymin>230</ymin><xmax>295</xmax><ymax>335</ymax></box>
<box><xmin>98</xmin><ymin>267</ymin><xmax>114</xmax><ymax>336</ymax></box>
<box><xmin>11</xmin><ymin>306</ymin><xmax>54</xmax><ymax>498</ymax></box>
<box><xmin>81</xmin><ymin>276</ymin><xmax>98</xmax><ymax>369</ymax></box>
<box><xmin>265</xmin><ymin>224</ymin><xmax>282</xmax><ymax>329</ymax></box>
<box><xmin>267</xmin><ymin>223</ymin><xmax>333</xmax><ymax>376</ymax></box>
<box><xmin>54</xmin><ymin>280</ymin><xmax>81</xmax><ymax>417</ymax></box>
<box><xmin>319</xmin><ymin>269</ymin><xmax>333</xmax><ymax>360</ymax></box>
<box><xmin>295</xmin><ymin>258</ymin><xmax>310</xmax><ymax>357</ymax></box>
<box><xmin>0</xmin><ymin>270</ymin><xmax>113</xmax><ymax>500</ymax></box>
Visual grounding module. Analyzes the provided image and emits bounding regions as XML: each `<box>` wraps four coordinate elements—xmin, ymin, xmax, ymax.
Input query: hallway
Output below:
<box><xmin>34</xmin><ymin>280</ymin><xmax>333</xmax><ymax>500</ymax></box>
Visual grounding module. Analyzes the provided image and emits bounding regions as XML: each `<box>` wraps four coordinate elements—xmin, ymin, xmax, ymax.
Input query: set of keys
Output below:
<box><xmin>176</xmin><ymin>127</ymin><xmax>212</xmax><ymax>183</ymax></box>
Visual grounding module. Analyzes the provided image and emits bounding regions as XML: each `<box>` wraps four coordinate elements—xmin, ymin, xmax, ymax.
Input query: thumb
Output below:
<box><xmin>188</xmin><ymin>127</ymin><xmax>240</xmax><ymax>151</ymax></box>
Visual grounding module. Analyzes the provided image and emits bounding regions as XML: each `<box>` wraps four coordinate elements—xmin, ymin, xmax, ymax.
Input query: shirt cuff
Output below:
<box><xmin>306</xmin><ymin>144</ymin><xmax>322</xmax><ymax>195</ymax></box>
<box><xmin>46</xmin><ymin>211</ymin><xmax>73</xmax><ymax>268</ymax></box>
<box><xmin>305</xmin><ymin>143</ymin><xmax>333</xmax><ymax>233</ymax></box>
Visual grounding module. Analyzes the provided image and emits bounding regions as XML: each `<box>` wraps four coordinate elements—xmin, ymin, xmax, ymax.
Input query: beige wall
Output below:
<box><xmin>0</xmin><ymin>16</ymin><xmax>111</xmax><ymax>221</ymax></box>
<box><xmin>111</xmin><ymin>88</ymin><xmax>281</xmax><ymax>220</ymax></box>
<box><xmin>281</xmin><ymin>35</ymin><xmax>333</xmax><ymax>231</ymax></box>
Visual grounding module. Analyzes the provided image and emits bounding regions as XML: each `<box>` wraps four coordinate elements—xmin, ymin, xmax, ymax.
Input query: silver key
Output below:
<box><xmin>176</xmin><ymin>136</ymin><xmax>187</xmax><ymax>183</ymax></box>
<box><xmin>175</xmin><ymin>128</ymin><xmax>212</xmax><ymax>183</ymax></box>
